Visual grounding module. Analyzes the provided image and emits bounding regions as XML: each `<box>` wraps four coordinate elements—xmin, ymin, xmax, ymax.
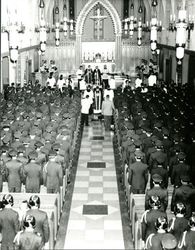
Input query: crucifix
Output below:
<box><xmin>90</xmin><ymin>5</ymin><xmax>107</xmax><ymax>40</ymax></box>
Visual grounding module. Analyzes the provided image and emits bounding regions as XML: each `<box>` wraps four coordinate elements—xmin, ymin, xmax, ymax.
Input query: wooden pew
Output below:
<box><xmin>134</xmin><ymin>212</ymin><xmax>143</xmax><ymax>250</ymax></box>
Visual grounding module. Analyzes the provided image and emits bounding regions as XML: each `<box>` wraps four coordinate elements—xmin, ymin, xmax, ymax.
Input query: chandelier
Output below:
<box><xmin>1</xmin><ymin>10</ymin><xmax>25</xmax><ymax>63</ymax></box>
<box><xmin>50</xmin><ymin>0</ymin><xmax>76</xmax><ymax>46</ymax></box>
<box><xmin>35</xmin><ymin>0</ymin><xmax>50</xmax><ymax>53</ymax></box>
<box><xmin>169</xmin><ymin>10</ymin><xmax>194</xmax><ymax>64</ymax></box>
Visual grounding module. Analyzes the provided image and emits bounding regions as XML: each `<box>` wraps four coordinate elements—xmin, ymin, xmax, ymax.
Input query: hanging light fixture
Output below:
<box><xmin>176</xmin><ymin>10</ymin><xmax>187</xmax><ymax>64</ymax></box>
<box><xmin>55</xmin><ymin>6</ymin><xmax>59</xmax><ymax>15</ymax></box>
<box><xmin>138</xmin><ymin>0</ymin><xmax>143</xmax><ymax>14</ymax></box>
<box><xmin>137</xmin><ymin>18</ymin><xmax>142</xmax><ymax>46</ymax></box>
<box><xmin>35</xmin><ymin>0</ymin><xmax>49</xmax><ymax>53</ymax></box>
<box><xmin>130</xmin><ymin>2</ymin><xmax>134</xmax><ymax>10</ymax></box>
<box><xmin>151</xmin><ymin>0</ymin><xmax>158</xmax><ymax>7</ymax></box>
<box><xmin>39</xmin><ymin>0</ymin><xmax>45</xmax><ymax>8</ymax></box>
<box><xmin>1</xmin><ymin>9</ymin><xmax>25</xmax><ymax>64</ymax></box>
<box><xmin>63</xmin><ymin>0</ymin><xmax>68</xmax><ymax>36</ymax></box>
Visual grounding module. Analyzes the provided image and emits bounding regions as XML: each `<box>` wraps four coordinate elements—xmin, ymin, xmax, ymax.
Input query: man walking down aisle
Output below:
<box><xmin>101</xmin><ymin>94</ymin><xmax>115</xmax><ymax>131</ymax></box>
<box><xmin>81</xmin><ymin>95</ymin><xmax>92</xmax><ymax>126</ymax></box>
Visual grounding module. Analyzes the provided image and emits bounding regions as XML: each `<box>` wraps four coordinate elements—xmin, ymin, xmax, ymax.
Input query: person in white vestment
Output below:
<box><xmin>135</xmin><ymin>75</ymin><xmax>142</xmax><ymax>88</ymax></box>
<box><xmin>104</xmin><ymin>85</ymin><xmax>114</xmax><ymax>101</ymax></box>
<box><xmin>76</xmin><ymin>65</ymin><xmax>84</xmax><ymax>89</ymax></box>
<box><xmin>83</xmin><ymin>85</ymin><xmax>93</xmax><ymax>104</ymax></box>
<box><xmin>57</xmin><ymin>75</ymin><xmax>66</xmax><ymax>92</ymax></box>
<box><xmin>148</xmin><ymin>74</ymin><xmax>157</xmax><ymax>86</ymax></box>
<box><xmin>46</xmin><ymin>73</ymin><xmax>56</xmax><ymax>89</ymax></box>
<box><xmin>109</xmin><ymin>75</ymin><xmax>116</xmax><ymax>90</ymax></box>
<box><xmin>80</xmin><ymin>77</ymin><xmax>86</xmax><ymax>91</ymax></box>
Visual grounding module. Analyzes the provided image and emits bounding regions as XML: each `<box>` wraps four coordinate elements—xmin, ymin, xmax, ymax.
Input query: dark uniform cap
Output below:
<box><xmin>173</xmin><ymin>134</ymin><xmax>180</xmax><ymax>142</ymax></box>
<box><xmin>152</xmin><ymin>174</ymin><xmax>162</xmax><ymax>183</ymax></box>
<box><xmin>135</xmin><ymin>129</ymin><xmax>142</xmax><ymax>135</ymax></box>
<box><xmin>34</xmin><ymin>120</ymin><xmax>40</xmax><ymax>126</ymax></box>
<box><xmin>177</xmin><ymin>152</ymin><xmax>186</xmax><ymax>161</ymax></box>
<box><xmin>17</xmin><ymin>145</ymin><xmax>26</xmax><ymax>153</ymax></box>
<box><xmin>131</xmin><ymin>134</ymin><xmax>140</xmax><ymax>141</ymax></box>
<box><xmin>52</xmin><ymin>143</ymin><xmax>61</xmax><ymax>150</ymax></box>
<box><xmin>22</xmin><ymin>130</ymin><xmax>28</xmax><ymax>137</ymax></box>
<box><xmin>126</xmin><ymin>123</ymin><xmax>134</xmax><ymax>130</ymax></box>
<box><xmin>3</xmin><ymin>124</ymin><xmax>10</xmax><ymax>130</ymax></box>
<box><xmin>28</xmin><ymin>151</ymin><xmax>38</xmax><ymax>160</ymax></box>
<box><xmin>0</xmin><ymin>145</ymin><xmax>9</xmax><ymax>152</ymax></box>
<box><xmin>151</xmin><ymin>135</ymin><xmax>158</xmax><ymax>142</ymax></box>
<box><xmin>156</xmin><ymin>156</ymin><xmax>165</xmax><ymax>165</ymax></box>
<box><xmin>8</xmin><ymin>149</ymin><xmax>18</xmax><ymax>157</ymax></box>
<box><xmin>161</xmin><ymin>233</ymin><xmax>177</xmax><ymax>249</ymax></box>
<box><xmin>35</xmin><ymin>141</ymin><xmax>44</xmax><ymax>148</ymax></box>
<box><xmin>155</xmin><ymin>140</ymin><xmax>163</xmax><ymax>147</ymax></box>
<box><xmin>180</xmin><ymin>175</ymin><xmax>190</xmax><ymax>182</ymax></box>
<box><xmin>162</xmin><ymin>128</ymin><xmax>169</xmax><ymax>136</ymax></box>
<box><xmin>40</xmin><ymin>147</ymin><xmax>49</xmax><ymax>155</ymax></box>
<box><xmin>48</xmin><ymin>150</ymin><xmax>57</xmax><ymax>157</ymax></box>
<box><xmin>36</xmin><ymin>112</ymin><xmax>42</xmax><ymax>118</ymax></box>
<box><xmin>14</xmin><ymin>131</ymin><xmax>22</xmax><ymax>139</ymax></box>
<box><xmin>154</xmin><ymin>122</ymin><xmax>162</xmax><ymax>128</ymax></box>
<box><xmin>128</xmin><ymin>145</ymin><xmax>136</xmax><ymax>153</ymax></box>
<box><xmin>44</xmin><ymin>134</ymin><xmax>52</xmax><ymax>141</ymax></box>
<box><xmin>46</xmin><ymin>126</ymin><xmax>53</xmax><ymax>133</ymax></box>
<box><xmin>135</xmin><ymin>150</ymin><xmax>144</xmax><ymax>158</ymax></box>
<box><xmin>134</xmin><ymin>140</ymin><xmax>142</xmax><ymax>147</ymax></box>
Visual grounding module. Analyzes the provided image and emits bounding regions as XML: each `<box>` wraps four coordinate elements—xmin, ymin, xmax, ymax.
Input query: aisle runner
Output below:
<box><xmin>64</xmin><ymin>122</ymin><xmax>125</xmax><ymax>249</ymax></box>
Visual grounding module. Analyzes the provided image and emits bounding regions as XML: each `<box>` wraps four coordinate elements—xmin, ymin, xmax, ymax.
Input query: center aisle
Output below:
<box><xmin>64</xmin><ymin>121</ymin><xmax>125</xmax><ymax>249</ymax></box>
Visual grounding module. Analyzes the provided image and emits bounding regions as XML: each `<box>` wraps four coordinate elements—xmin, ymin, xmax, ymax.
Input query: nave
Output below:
<box><xmin>55</xmin><ymin>121</ymin><xmax>133</xmax><ymax>249</ymax></box>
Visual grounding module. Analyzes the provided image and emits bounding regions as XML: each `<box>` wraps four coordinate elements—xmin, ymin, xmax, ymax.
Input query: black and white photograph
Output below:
<box><xmin>1</xmin><ymin>0</ymin><xmax>195</xmax><ymax>249</ymax></box>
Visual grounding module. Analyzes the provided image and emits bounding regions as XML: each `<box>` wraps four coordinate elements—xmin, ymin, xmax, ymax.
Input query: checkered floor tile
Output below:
<box><xmin>64</xmin><ymin>122</ymin><xmax>125</xmax><ymax>249</ymax></box>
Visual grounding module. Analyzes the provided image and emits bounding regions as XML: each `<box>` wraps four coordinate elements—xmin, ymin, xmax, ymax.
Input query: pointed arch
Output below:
<box><xmin>75</xmin><ymin>0</ymin><xmax>122</xmax><ymax>36</ymax></box>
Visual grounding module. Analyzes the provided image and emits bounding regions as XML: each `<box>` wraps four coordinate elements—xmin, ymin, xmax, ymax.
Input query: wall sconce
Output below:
<box><xmin>176</xmin><ymin>10</ymin><xmax>187</xmax><ymax>64</ymax></box>
<box><xmin>36</xmin><ymin>17</ymin><xmax>50</xmax><ymax>53</ymax></box>
<box><xmin>170</xmin><ymin>10</ymin><xmax>194</xmax><ymax>61</ymax></box>
<box><xmin>137</xmin><ymin>18</ymin><xmax>142</xmax><ymax>46</ymax></box>
<box><xmin>55</xmin><ymin>22</ymin><xmax>60</xmax><ymax>46</ymax></box>
<box><xmin>35</xmin><ymin>0</ymin><xmax>50</xmax><ymax>53</ymax></box>
<box><xmin>1</xmin><ymin>21</ymin><xmax>25</xmax><ymax>64</ymax></box>
<box><xmin>151</xmin><ymin>0</ymin><xmax>158</xmax><ymax>7</ymax></box>
<box><xmin>145</xmin><ymin>17</ymin><xmax>162</xmax><ymax>53</ymax></box>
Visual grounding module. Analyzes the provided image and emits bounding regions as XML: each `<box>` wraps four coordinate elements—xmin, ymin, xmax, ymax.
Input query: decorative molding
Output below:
<box><xmin>75</xmin><ymin>0</ymin><xmax>122</xmax><ymax>35</ymax></box>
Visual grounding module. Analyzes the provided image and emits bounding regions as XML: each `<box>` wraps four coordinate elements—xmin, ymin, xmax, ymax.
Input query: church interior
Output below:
<box><xmin>1</xmin><ymin>0</ymin><xmax>195</xmax><ymax>249</ymax></box>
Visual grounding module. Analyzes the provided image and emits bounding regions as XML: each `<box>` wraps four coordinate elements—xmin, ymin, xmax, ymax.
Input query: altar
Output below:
<box><xmin>82</xmin><ymin>62</ymin><xmax>115</xmax><ymax>72</ymax></box>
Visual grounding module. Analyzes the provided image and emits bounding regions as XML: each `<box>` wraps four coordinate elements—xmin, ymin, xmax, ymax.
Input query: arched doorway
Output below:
<box><xmin>75</xmin><ymin>0</ymin><xmax>122</xmax><ymax>71</ymax></box>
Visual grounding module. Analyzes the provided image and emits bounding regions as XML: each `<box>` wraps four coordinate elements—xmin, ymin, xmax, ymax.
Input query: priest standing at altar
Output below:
<box><xmin>84</xmin><ymin>65</ymin><xmax>93</xmax><ymax>84</ymax></box>
<box><xmin>93</xmin><ymin>66</ymin><xmax>102</xmax><ymax>86</ymax></box>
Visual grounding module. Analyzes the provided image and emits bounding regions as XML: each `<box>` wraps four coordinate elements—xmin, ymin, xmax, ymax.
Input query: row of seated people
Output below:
<box><xmin>0</xmin><ymin>194</ymin><xmax>50</xmax><ymax>249</ymax></box>
<box><xmin>4</xmin><ymin>78</ymin><xmax>74</xmax><ymax>100</ymax></box>
<box><xmin>113</xmin><ymin>81</ymin><xmax>195</xmax><ymax>249</ymax></box>
<box><xmin>0</xmin><ymin>81</ymin><xmax>81</xmax><ymax>193</ymax></box>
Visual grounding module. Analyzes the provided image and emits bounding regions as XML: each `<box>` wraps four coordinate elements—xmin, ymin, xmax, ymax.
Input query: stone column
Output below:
<box><xmin>75</xmin><ymin>34</ymin><xmax>82</xmax><ymax>70</ymax></box>
<box><xmin>115</xmin><ymin>34</ymin><xmax>122</xmax><ymax>72</ymax></box>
